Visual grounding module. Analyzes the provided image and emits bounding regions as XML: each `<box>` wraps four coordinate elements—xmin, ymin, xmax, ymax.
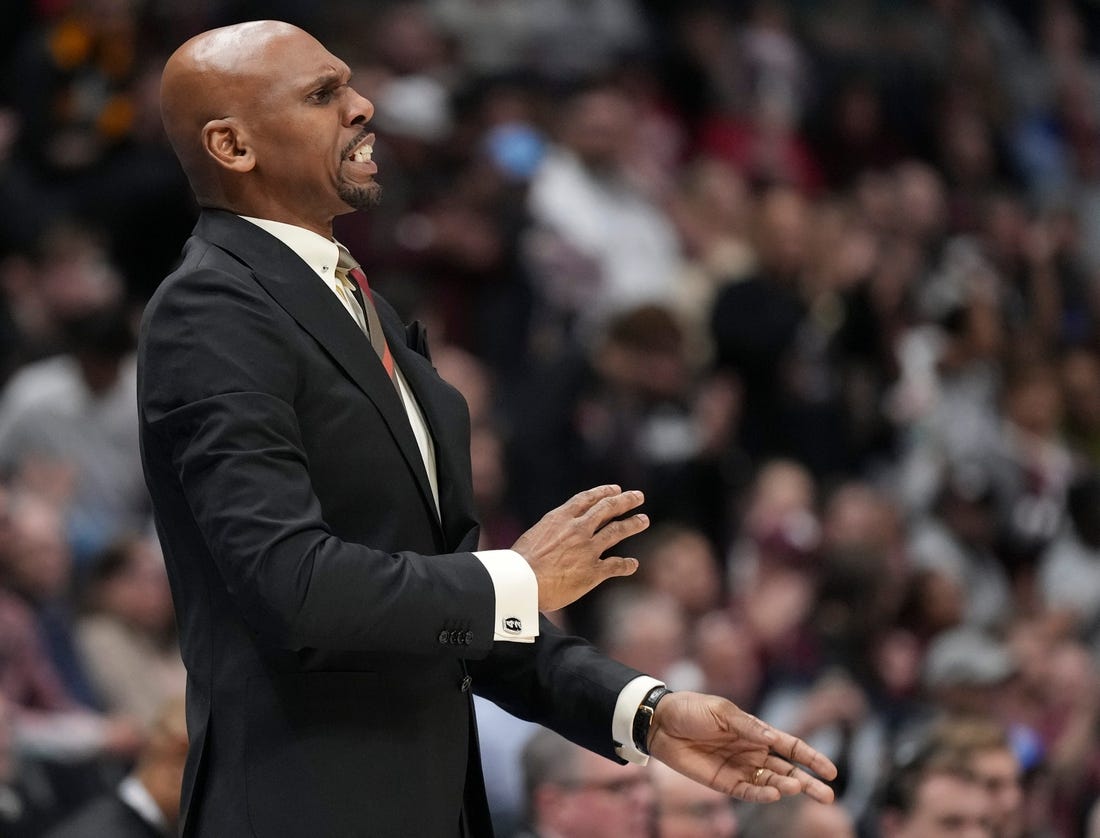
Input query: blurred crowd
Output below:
<box><xmin>3</xmin><ymin>0</ymin><xmax>1100</xmax><ymax>835</ymax></box>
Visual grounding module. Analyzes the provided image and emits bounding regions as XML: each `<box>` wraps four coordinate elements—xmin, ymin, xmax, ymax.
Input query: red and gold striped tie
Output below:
<box><xmin>335</xmin><ymin>249</ymin><xmax>396</xmax><ymax>383</ymax></box>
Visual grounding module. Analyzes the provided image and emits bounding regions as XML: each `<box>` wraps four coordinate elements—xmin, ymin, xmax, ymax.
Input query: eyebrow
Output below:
<box><xmin>304</xmin><ymin>67</ymin><xmax>350</xmax><ymax>92</ymax></box>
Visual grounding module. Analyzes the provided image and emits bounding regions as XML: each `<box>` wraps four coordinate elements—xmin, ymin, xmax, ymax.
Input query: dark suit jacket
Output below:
<box><xmin>44</xmin><ymin>794</ymin><xmax>167</xmax><ymax>838</ymax></box>
<box><xmin>137</xmin><ymin>210</ymin><xmax>642</xmax><ymax>837</ymax></box>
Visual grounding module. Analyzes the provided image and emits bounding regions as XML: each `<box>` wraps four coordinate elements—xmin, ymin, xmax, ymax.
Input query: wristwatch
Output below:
<box><xmin>632</xmin><ymin>686</ymin><xmax>672</xmax><ymax>756</ymax></box>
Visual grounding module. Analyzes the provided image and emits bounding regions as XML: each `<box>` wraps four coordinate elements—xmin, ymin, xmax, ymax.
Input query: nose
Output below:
<box><xmin>346</xmin><ymin>87</ymin><xmax>374</xmax><ymax>126</ymax></box>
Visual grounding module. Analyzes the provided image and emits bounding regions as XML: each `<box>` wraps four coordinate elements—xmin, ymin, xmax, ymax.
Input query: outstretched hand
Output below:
<box><xmin>512</xmin><ymin>484</ymin><xmax>648</xmax><ymax>612</ymax></box>
<box><xmin>648</xmin><ymin>691</ymin><xmax>838</xmax><ymax>804</ymax></box>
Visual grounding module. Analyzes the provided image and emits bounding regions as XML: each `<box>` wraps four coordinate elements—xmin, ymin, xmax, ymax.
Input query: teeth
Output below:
<box><xmin>351</xmin><ymin>144</ymin><xmax>373</xmax><ymax>163</ymax></box>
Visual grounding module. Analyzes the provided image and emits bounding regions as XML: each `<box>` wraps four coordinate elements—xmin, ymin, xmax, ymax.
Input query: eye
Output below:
<box><xmin>309</xmin><ymin>88</ymin><xmax>335</xmax><ymax>104</ymax></box>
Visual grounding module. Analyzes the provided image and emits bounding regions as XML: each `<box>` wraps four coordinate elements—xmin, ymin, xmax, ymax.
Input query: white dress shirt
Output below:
<box><xmin>239</xmin><ymin>216</ymin><xmax>659</xmax><ymax>762</ymax></box>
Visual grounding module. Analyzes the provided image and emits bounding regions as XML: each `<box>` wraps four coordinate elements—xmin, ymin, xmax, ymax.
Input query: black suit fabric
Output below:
<box><xmin>137</xmin><ymin>211</ymin><xmax>641</xmax><ymax>837</ymax></box>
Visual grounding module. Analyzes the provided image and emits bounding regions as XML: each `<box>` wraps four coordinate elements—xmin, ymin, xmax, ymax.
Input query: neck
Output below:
<box><xmin>204</xmin><ymin>201</ymin><xmax>335</xmax><ymax>238</ymax></box>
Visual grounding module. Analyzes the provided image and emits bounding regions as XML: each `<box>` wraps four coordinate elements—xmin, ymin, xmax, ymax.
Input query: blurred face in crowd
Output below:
<box><xmin>693</xmin><ymin>613</ymin><xmax>762</xmax><ymax>707</ymax></box>
<box><xmin>969</xmin><ymin>747</ymin><xmax>1023</xmax><ymax>838</ymax></box>
<box><xmin>161</xmin><ymin>22</ymin><xmax>380</xmax><ymax>237</ymax></box>
<box><xmin>5</xmin><ymin>496</ymin><xmax>70</xmax><ymax>601</ymax></box>
<box><xmin>563</xmin><ymin>88</ymin><xmax>634</xmax><ymax>171</ymax></box>
<box><xmin>755</xmin><ymin>187</ymin><xmax>810</xmax><ymax>277</ymax></box>
<box><xmin>653</xmin><ymin>764</ymin><xmax>737</xmax><ymax>838</ymax></box>
<box><xmin>1005</xmin><ymin>373</ymin><xmax>1062</xmax><ymax>439</ymax></box>
<box><xmin>97</xmin><ymin>539</ymin><xmax>175</xmax><ymax>633</ymax></box>
<box><xmin>647</xmin><ymin>529</ymin><xmax>722</xmax><ymax>617</ymax></box>
<box><xmin>1060</xmin><ymin>350</ymin><xmax>1100</xmax><ymax>435</ymax></box>
<box><xmin>535</xmin><ymin>749</ymin><xmax>654</xmax><ymax>838</ymax></box>
<box><xmin>791</xmin><ymin>800</ymin><xmax>857</xmax><ymax>838</ymax></box>
<box><xmin>887</xmin><ymin>772</ymin><xmax>993</xmax><ymax>838</ymax></box>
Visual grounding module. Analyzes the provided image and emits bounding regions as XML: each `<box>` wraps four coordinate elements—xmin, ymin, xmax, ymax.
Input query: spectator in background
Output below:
<box><xmin>737</xmin><ymin>794</ymin><xmax>855</xmax><ymax>838</ymax></box>
<box><xmin>727</xmin><ymin>460</ymin><xmax>821</xmax><ymax>670</ymax></box>
<box><xmin>0</xmin><ymin>299</ymin><xmax>148</xmax><ymax>564</ymax></box>
<box><xmin>652</xmin><ymin>760</ymin><xmax>738</xmax><ymax>838</ymax></box>
<box><xmin>75</xmin><ymin>537</ymin><xmax>184</xmax><ymax>728</ymax></box>
<box><xmin>1038</xmin><ymin>472</ymin><xmax>1100</xmax><ymax>648</ymax></box>
<box><xmin>907</xmin><ymin>464</ymin><xmax>1013</xmax><ymax>632</ymax></box>
<box><xmin>598</xmin><ymin>588</ymin><xmax>700</xmax><ymax>691</ymax></box>
<box><xmin>987</xmin><ymin>360</ymin><xmax>1074</xmax><ymax>575</ymax></box>
<box><xmin>0</xmin><ymin>222</ymin><xmax>124</xmax><ymax>380</ymax></box>
<box><xmin>921</xmin><ymin>626</ymin><xmax>1018</xmax><ymax>719</ymax></box>
<box><xmin>0</xmin><ymin>692</ymin><xmax>55</xmax><ymax>838</ymax></box>
<box><xmin>691</xmin><ymin>612</ymin><xmax>762</xmax><ymax>713</ymax></box>
<box><xmin>44</xmin><ymin>694</ymin><xmax>187</xmax><ymax>838</ymax></box>
<box><xmin>878</xmin><ymin>744</ymin><xmax>994</xmax><ymax>838</ymax></box>
<box><xmin>0</xmin><ymin>493</ymin><xmax>99</xmax><ymax>709</ymax></box>
<box><xmin>926</xmin><ymin>715</ymin><xmax>1026</xmax><ymax>838</ymax></box>
<box><xmin>1059</xmin><ymin>349</ymin><xmax>1100</xmax><ymax>467</ymax></box>
<box><xmin>517</xmin><ymin>728</ymin><xmax>655</xmax><ymax>838</ymax></box>
<box><xmin>0</xmin><ymin>490</ymin><xmax>141</xmax><ymax>820</ymax></box>
<box><xmin>635</xmin><ymin>524</ymin><xmax>724</xmax><ymax>621</ymax></box>
<box><xmin>667</xmin><ymin>157</ymin><xmax>755</xmax><ymax>367</ymax></box>
<box><xmin>526</xmin><ymin>83</ymin><xmax>681</xmax><ymax>339</ymax></box>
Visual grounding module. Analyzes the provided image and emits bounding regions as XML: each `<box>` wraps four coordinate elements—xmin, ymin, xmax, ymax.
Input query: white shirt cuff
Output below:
<box><xmin>612</xmin><ymin>675</ymin><xmax>666</xmax><ymax>764</ymax></box>
<box><xmin>474</xmin><ymin>549</ymin><xmax>539</xmax><ymax>643</ymax></box>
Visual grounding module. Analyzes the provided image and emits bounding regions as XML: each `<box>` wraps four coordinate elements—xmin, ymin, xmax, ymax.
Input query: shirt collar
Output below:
<box><xmin>118</xmin><ymin>775</ymin><xmax>169</xmax><ymax>833</ymax></box>
<box><xmin>238</xmin><ymin>215</ymin><xmax>343</xmax><ymax>290</ymax></box>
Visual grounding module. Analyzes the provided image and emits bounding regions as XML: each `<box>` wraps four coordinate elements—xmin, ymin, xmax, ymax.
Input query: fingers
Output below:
<box><xmin>596</xmin><ymin>555</ymin><xmax>640</xmax><ymax>580</ymax></box>
<box><xmin>761</xmin><ymin>755</ymin><xmax>836</xmax><ymax>805</ymax></box>
<box><xmin>594</xmin><ymin>511</ymin><xmax>650</xmax><ymax>552</ymax></box>
<box><xmin>731</xmin><ymin>714</ymin><xmax>838</xmax><ymax>783</ymax></box>
<box><xmin>587</xmin><ymin>490</ymin><xmax>648</xmax><ymax>546</ymax></box>
<box><xmin>560</xmin><ymin>484</ymin><xmax>621</xmax><ymax>516</ymax></box>
<box><xmin>771</xmin><ymin>728</ymin><xmax>839</xmax><ymax>782</ymax></box>
<box><xmin>585</xmin><ymin>489</ymin><xmax>645</xmax><ymax>527</ymax></box>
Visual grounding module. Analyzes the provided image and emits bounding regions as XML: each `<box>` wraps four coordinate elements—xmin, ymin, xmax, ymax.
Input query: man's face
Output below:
<box><xmin>549</xmin><ymin>751</ymin><xmax>654</xmax><ymax>838</ymax></box>
<box><xmin>240</xmin><ymin>28</ymin><xmax>380</xmax><ymax>232</ymax></box>
<box><xmin>970</xmin><ymin>748</ymin><xmax>1023</xmax><ymax>838</ymax></box>
<box><xmin>896</xmin><ymin>774</ymin><xmax>993</xmax><ymax>838</ymax></box>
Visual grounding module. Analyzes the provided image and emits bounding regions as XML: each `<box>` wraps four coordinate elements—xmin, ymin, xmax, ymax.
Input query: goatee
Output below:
<box><xmin>339</xmin><ymin>180</ymin><xmax>382</xmax><ymax>210</ymax></box>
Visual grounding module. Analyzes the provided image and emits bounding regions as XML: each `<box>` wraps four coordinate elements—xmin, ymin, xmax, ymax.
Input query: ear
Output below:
<box><xmin>202</xmin><ymin>118</ymin><xmax>256</xmax><ymax>173</ymax></box>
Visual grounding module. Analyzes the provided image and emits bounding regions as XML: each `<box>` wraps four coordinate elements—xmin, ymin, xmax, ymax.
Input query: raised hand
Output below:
<box><xmin>511</xmin><ymin>484</ymin><xmax>648</xmax><ymax>612</ymax></box>
<box><xmin>648</xmin><ymin>691</ymin><xmax>838</xmax><ymax>804</ymax></box>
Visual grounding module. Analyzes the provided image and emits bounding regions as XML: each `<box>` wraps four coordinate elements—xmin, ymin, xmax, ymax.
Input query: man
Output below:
<box><xmin>140</xmin><ymin>20</ymin><xmax>836</xmax><ymax>837</ymax></box>
<box><xmin>927</xmin><ymin>716</ymin><xmax>1025</xmax><ymax>838</ymax></box>
<box><xmin>44</xmin><ymin>696</ymin><xmax>188</xmax><ymax>838</ymax></box>
<box><xmin>652</xmin><ymin>761</ymin><xmax>739</xmax><ymax>838</ymax></box>
<box><xmin>518</xmin><ymin>728</ymin><xmax>654</xmax><ymax>838</ymax></box>
<box><xmin>879</xmin><ymin>747</ymin><xmax>993</xmax><ymax>838</ymax></box>
<box><xmin>736</xmin><ymin>795</ymin><xmax>855</xmax><ymax>838</ymax></box>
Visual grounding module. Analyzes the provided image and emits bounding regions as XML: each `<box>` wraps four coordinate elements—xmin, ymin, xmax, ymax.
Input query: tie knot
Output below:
<box><xmin>336</xmin><ymin>245</ymin><xmax>358</xmax><ymax>269</ymax></box>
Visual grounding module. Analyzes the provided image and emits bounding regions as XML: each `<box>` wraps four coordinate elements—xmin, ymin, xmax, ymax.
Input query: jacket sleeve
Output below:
<box><xmin>468</xmin><ymin>615</ymin><xmax>645</xmax><ymax>761</ymax></box>
<box><xmin>138</xmin><ymin>258</ymin><xmax>497</xmax><ymax>658</ymax></box>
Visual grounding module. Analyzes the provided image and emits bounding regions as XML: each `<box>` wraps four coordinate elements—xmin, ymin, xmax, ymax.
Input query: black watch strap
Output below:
<box><xmin>632</xmin><ymin>686</ymin><xmax>672</xmax><ymax>756</ymax></box>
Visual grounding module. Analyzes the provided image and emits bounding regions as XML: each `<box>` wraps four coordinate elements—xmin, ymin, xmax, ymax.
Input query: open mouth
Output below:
<box><xmin>345</xmin><ymin>131</ymin><xmax>375</xmax><ymax>164</ymax></box>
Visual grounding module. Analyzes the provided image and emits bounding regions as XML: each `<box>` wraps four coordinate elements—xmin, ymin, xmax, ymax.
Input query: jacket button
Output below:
<box><xmin>461</xmin><ymin>675</ymin><xmax>472</xmax><ymax>692</ymax></box>
<box><xmin>463</xmin><ymin>631</ymin><xmax>473</xmax><ymax>645</ymax></box>
<box><xmin>449</xmin><ymin>630</ymin><xmax>461</xmax><ymax>645</ymax></box>
<box><xmin>438</xmin><ymin>631</ymin><xmax>449</xmax><ymax>644</ymax></box>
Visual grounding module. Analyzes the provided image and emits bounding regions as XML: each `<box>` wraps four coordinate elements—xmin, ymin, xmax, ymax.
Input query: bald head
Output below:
<box><xmin>162</xmin><ymin>21</ymin><xmax>297</xmax><ymax>202</ymax></box>
<box><xmin>160</xmin><ymin>21</ymin><xmax>378</xmax><ymax>232</ymax></box>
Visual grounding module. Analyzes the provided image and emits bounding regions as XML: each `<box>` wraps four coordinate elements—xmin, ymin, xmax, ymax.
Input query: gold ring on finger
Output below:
<box><xmin>752</xmin><ymin>767</ymin><xmax>765</xmax><ymax>785</ymax></box>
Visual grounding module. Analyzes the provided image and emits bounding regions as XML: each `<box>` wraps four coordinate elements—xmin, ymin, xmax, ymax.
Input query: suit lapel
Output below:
<box><xmin>193</xmin><ymin>211</ymin><xmax>442</xmax><ymax>532</ymax></box>
<box><xmin>378</xmin><ymin>305</ymin><xmax>480</xmax><ymax>552</ymax></box>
